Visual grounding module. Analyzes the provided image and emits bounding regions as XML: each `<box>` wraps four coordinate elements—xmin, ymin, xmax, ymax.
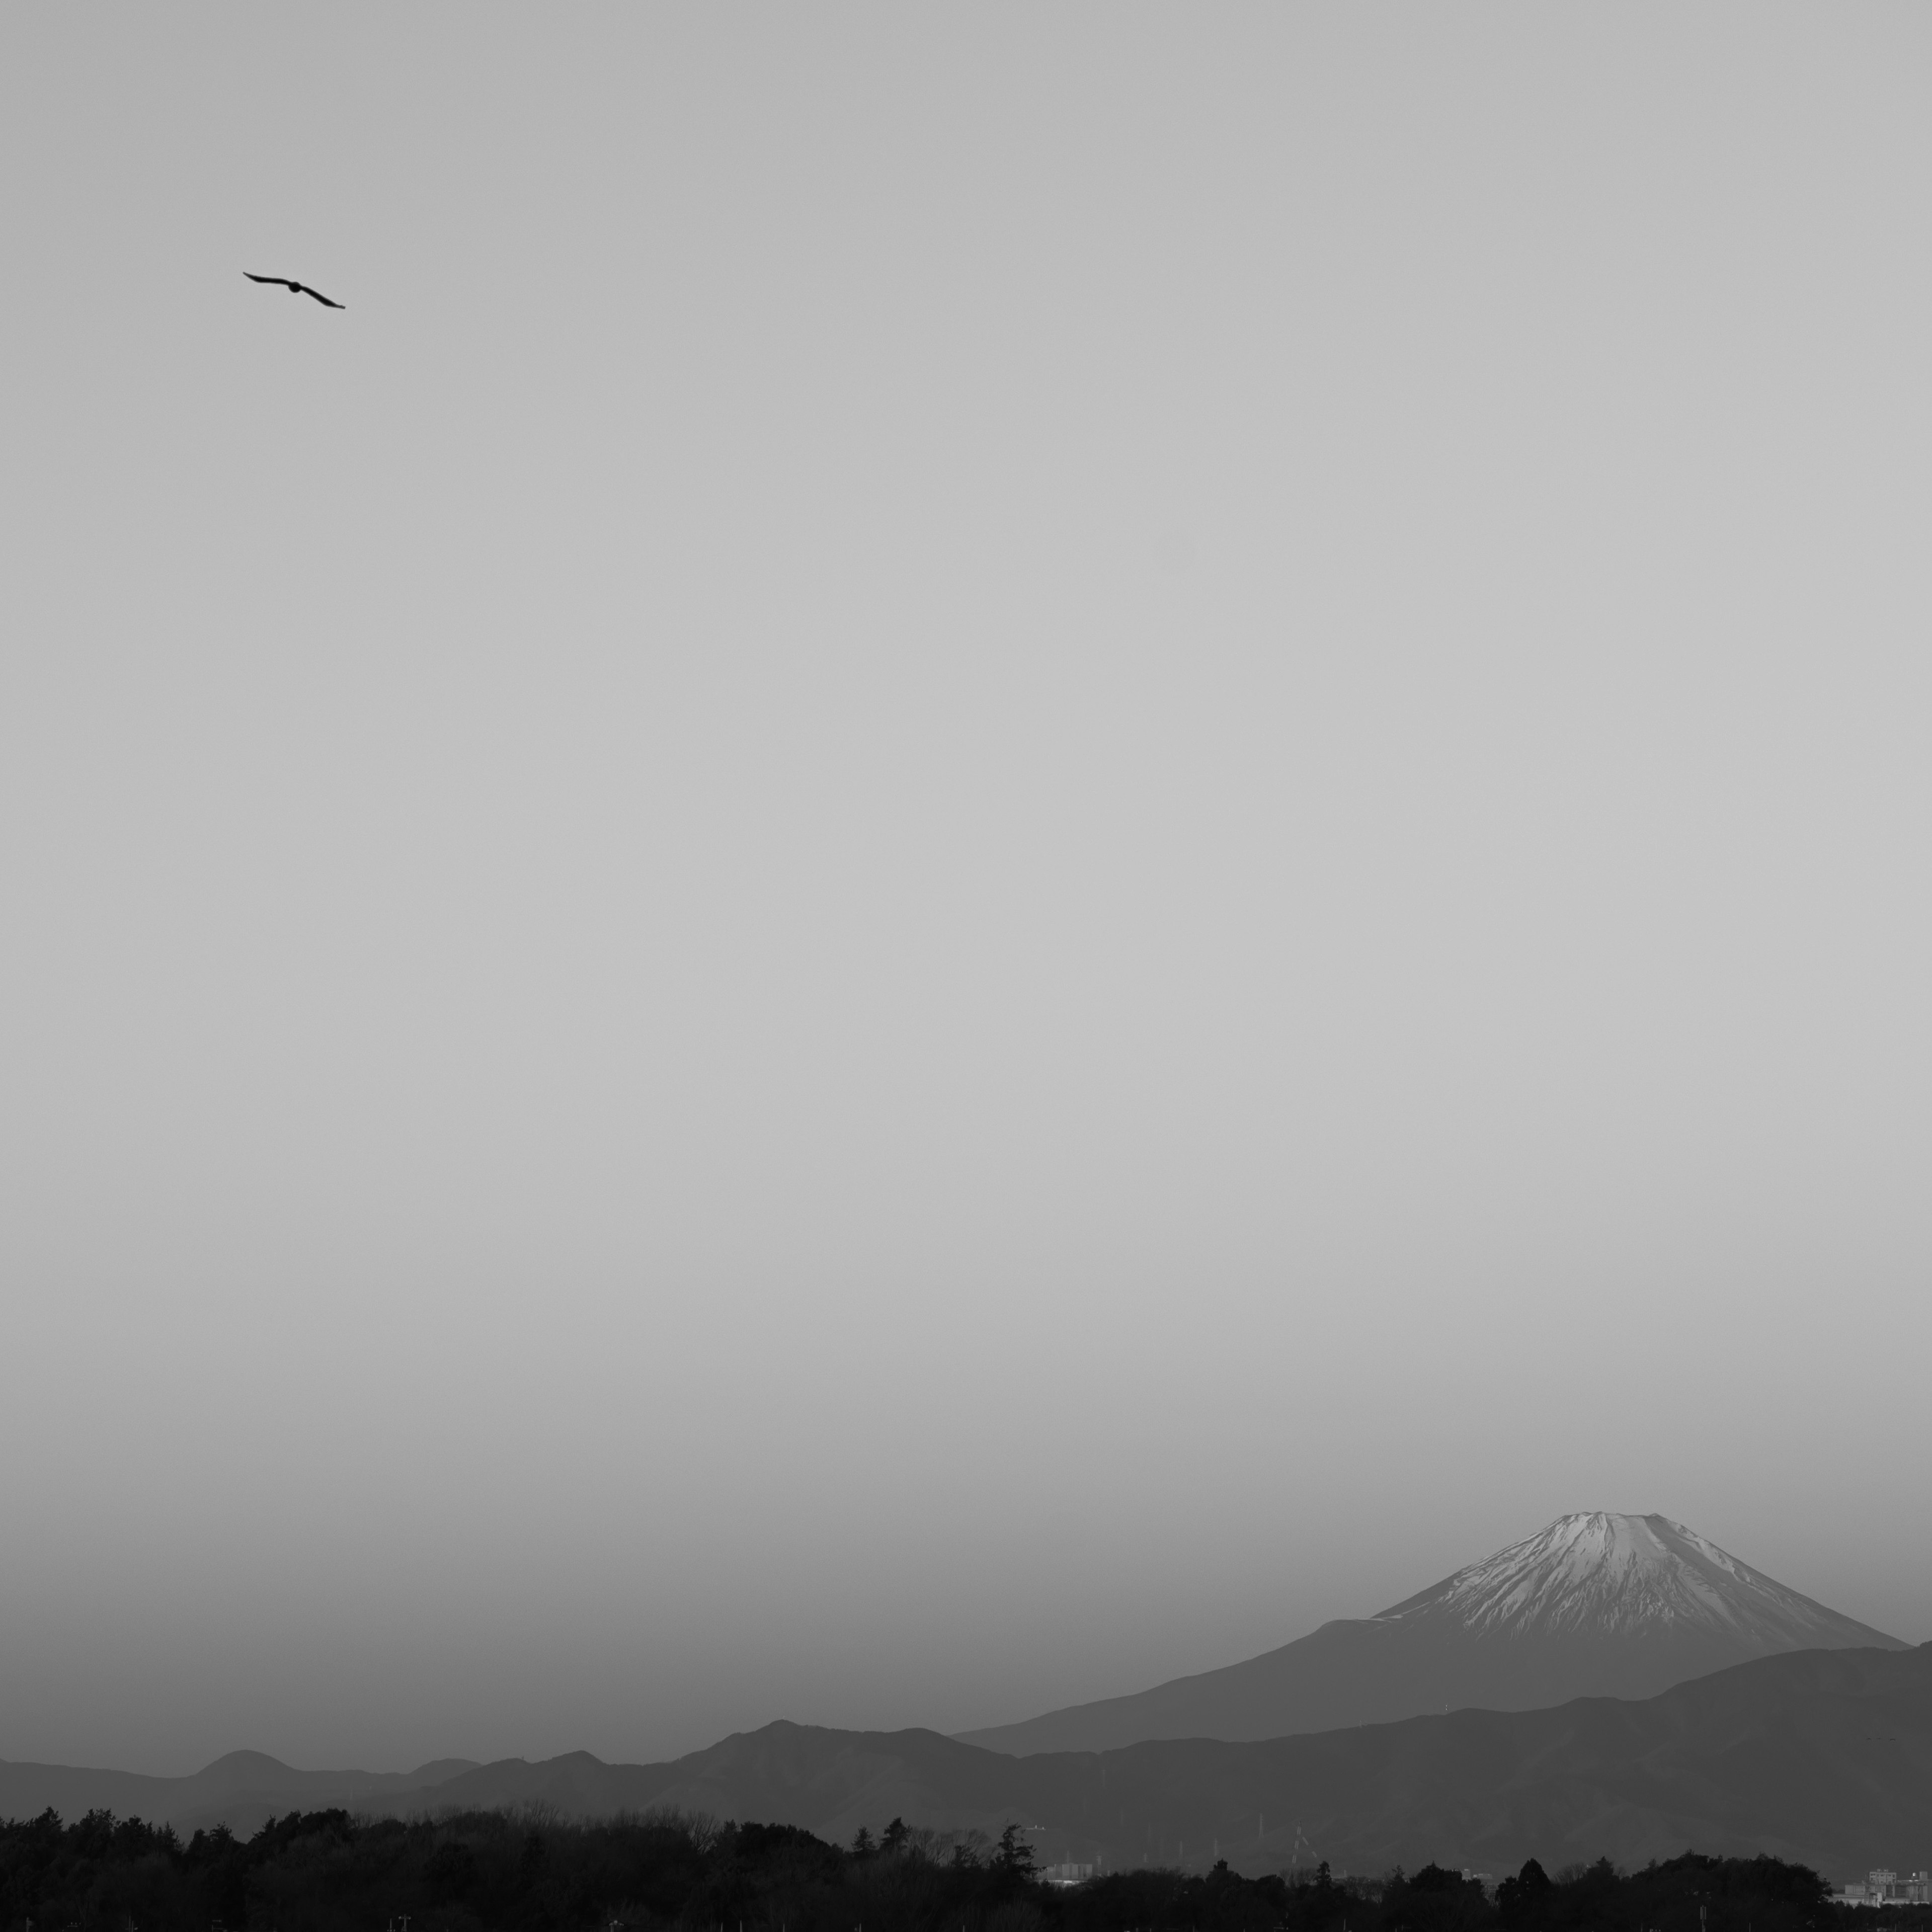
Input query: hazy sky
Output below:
<box><xmin>4</xmin><ymin>5</ymin><xmax>1929</xmax><ymax>1778</ymax></box>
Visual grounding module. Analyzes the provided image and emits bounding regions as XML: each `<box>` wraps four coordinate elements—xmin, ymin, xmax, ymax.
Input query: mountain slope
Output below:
<box><xmin>389</xmin><ymin>1643</ymin><xmax>1932</xmax><ymax>1878</ymax></box>
<box><xmin>9</xmin><ymin>1645</ymin><xmax>1928</xmax><ymax>1879</ymax></box>
<box><xmin>0</xmin><ymin>1751</ymin><xmax>480</xmax><ymax>1839</ymax></box>
<box><xmin>956</xmin><ymin>1512</ymin><xmax>1907</xmax><ymax>1754</ymax></box>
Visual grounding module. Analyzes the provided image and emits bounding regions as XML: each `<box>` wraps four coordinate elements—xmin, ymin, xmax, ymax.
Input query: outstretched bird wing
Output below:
<box><xmin>245</xmin><ymin>272</ymin><xmax>344</xmax><ymax>307</ymax></box>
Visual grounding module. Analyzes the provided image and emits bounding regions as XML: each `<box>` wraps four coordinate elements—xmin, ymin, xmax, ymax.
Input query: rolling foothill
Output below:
<box><xmin>2</xmin><ymin>1513</ymin><xmax>1926</xmax><ymax>1930</ymax></box>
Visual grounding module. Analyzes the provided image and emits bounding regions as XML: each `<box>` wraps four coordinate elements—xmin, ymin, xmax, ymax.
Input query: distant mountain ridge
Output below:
<box><xmin>8</xmin><ymin>1644</ymin><xmax>1928</xmax><ymax>1881</ymax></box>
<box><xmin>609</xmin><ymin>1644</ymin><xmax>1932</xmax><ymax>1878</ymax></box>
<box><xmin>956</xmin><ymin>1512</ymin><xmax>1907</xmax><ymax>1755</ymax></box>
<box><xmin>0</xmin><ymin>1752</ymin><xmax>480</xmax><ymax>1840</ymax></box>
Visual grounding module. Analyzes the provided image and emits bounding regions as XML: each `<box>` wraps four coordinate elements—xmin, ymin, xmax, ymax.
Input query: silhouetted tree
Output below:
<box><xmin>0</xmin><ymin>1801</ymin><xmax>1857</xmax><ymax>1932</ymax></box>
<box><xmin>994</xmin><ymin>1823</ymin><xmax>1038</xmax><ymax>1884</ymax></box>
<box><xmin>1499</xmin><ymin>1858</ymin><xmax>1555</xmax><ymax>1929</ymax></box>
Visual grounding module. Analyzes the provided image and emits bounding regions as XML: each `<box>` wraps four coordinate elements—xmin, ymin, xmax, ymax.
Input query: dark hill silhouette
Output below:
<box><xmin>957</xmin><ymin>1513</ymin><xmax>1908</xmax><ymax>1754</ymax></box>
<box><xmin>362</xmin><ymin>1645</ymin><xmax>1925</xmax><ymax>1878</ymax></box>
<box><xmin>0</xmin><ymin>1750</ymin><xmax>479</xmax><ymax>1839</ymax></box>
<box><xmin>8</xmin><ymin>1645</ymin><xmax>1927</xmax><ymax>1879</ymax></box>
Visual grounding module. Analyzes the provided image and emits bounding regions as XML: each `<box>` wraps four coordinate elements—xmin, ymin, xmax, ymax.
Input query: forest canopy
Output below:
<box><xmin>0</xmin><ymin>1804</ymin><xmax>1911</xmax><ymax>1932</ymax></box>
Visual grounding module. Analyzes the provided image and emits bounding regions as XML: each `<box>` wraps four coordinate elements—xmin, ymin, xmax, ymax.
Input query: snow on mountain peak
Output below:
<box><xmin>1373</xmin><ymin>1511</ymin><xmax>1874</xmax><ymax>1646</ymax></box>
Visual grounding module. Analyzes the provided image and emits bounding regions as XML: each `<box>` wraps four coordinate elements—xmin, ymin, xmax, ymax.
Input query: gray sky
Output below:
<box><xmin>3</xmin><ymin>5</ymin><xmax>1928</xmax><ymax>1778</ymax></box>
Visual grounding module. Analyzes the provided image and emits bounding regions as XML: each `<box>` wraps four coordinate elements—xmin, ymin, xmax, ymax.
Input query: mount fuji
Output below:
<box><xmin>957</xmin><ymin>1511</ymin><xmax>1907</xmax><ymax>1755</ymax></box>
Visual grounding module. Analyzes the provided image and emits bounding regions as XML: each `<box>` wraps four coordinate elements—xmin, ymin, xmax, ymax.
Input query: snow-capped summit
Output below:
<box><xmin>958</xmin><ymin>1511</ymin><xmax>1905</xmax><ymax>1756</ymax></box>
<box><xmin>1376</xmin><ymin>1511</ymin><xmax>1874</xmax><ymax>1649</ymax></box>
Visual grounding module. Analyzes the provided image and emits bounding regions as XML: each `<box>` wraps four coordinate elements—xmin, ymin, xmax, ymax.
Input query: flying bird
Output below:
<box><xmin>245</xmin><ymin>272</ymin><xmax>345</xmax><ymax>309</ymax></box>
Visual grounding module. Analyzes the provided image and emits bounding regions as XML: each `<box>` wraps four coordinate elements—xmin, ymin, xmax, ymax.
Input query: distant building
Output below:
<box><xmin>1041</xmin><ymin>1862</ymin><xmax>1095</xmax><ymax>1887</ymax></box>
<box><xmin>1837</xmin><ymin>1870</ymin><xmax>1930</xmax><ymax>1906</ymax></box>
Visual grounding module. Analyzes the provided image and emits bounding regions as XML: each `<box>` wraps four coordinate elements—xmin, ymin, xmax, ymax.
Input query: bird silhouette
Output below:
<box><xmin>245</xmin><ymin>273</ymin><xmax>345</xmax><ymax>309</ymax></box>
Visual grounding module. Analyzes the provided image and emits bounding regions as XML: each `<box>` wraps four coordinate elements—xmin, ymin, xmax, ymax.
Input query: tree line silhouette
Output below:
<box><xmin>0</xmin><ymin>1803</ymin><xmax>1914</xmax><ymax>1932</ymax></box>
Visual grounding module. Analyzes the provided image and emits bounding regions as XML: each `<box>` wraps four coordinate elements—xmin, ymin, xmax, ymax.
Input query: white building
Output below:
<box><xmin>1837</xmin><ymin>1869</ymin><xmax>1930</xmax><ymax>1906</ymax></box>
<box><xmin>1041</xmin><ymin>1862</ymin><xmax>1096</xmax><ymax>1887</ymax></box>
